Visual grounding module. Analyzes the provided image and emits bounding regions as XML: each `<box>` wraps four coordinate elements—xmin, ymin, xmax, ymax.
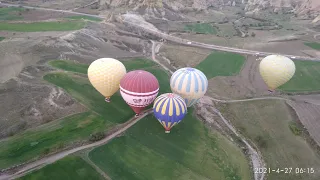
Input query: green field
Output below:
<box><xmin>19</xmin><ymin>156</ymin><xmax>104</xmax><ymax>180</ymax></box>
<box><xmin>49</xmin><ymin>58</ymin><xmax>157</xmax><ymax>74</ymax></box>
<box><xmin>49</xmin><ymin>60</ymin><xmax>90</xmax><ymax>74</ymax></box>
<box><xmin>184</xmin><ymin>23</ymin><xmax>217</xmax><ymax>34</ymax></box>
<box><xmin>45</xmin><ymin>58</ymin><xmax>171</xmax><ymax>123</ymax></box>
<box><xmin>0</xmin><ymin>112</ymin><xmax>113</xmax><ymax>169</ymax></box>
<box><xmin>304</xmin><ymin>42</ymin><xmax>320</xmax><ymax>50</ymax></box>
<box><xmin>195</xmin><ymin>51</ymin><xmax>245</xmax><ymax>79</ymax></box>
<box><xmin>0</xmin><ymin>37</ymin><xmax>4</xmax><ymax>41</ymax></box>
<box><xmin>219</xmin><ymin>100</ymin><xmax>320</xmax><ymax>180</ymax></box>
<box><xmin>0</xmin><ymin>20</ymin><xmax>86</xmax><ymax>32</ymax></box>
<box><xmin>66</xmin><ymin>15</ymin><xmax>102</xmax><ymax>22</ymax></box>
<box><xmin>18</xmin><ymin>58</ymin><xmax>252</xmax><ymax>180</ymax></box>
<box><xmin>0</xmin><ymin>58</ymin><xmax>166</xmax><ymax>169</ymax></box>
<box><xmin>279</xmin><ymin>61</ymin><xmax>320</xmax><ymax>92</ymax></box>
<box><xmin>44</xmin><ymin>73</ymin><xmax>134</xmax><ymax>124</ymax></box>
<box><xmin>0</xmin><ymin>7</ymin><xmax>24</xmax><ymax>21</ymax></box>
<box><xmin>89</xmin><ymin>110</ymin><xmax>252</xmax><ymax>180</ymax></box>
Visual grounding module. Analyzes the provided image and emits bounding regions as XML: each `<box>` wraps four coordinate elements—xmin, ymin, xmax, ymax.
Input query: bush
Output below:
<box><xmin>42</xmin><ymin>148</ymin><xmax>51</xmax><ymax>155</ymax></box>
<box><xmin>89</xmin><ymin>132</ymin><xmax>105</xmax><ymax>142</ymax></box>
<box><xmin>254</xmin><ymin>135</ymin><xmax>268</xmax><ymax>149</ymax></box>
<box><xmin>289</xmin><ymin>122</ymin><xmax>302</xmax><ymax>136</ymax></box>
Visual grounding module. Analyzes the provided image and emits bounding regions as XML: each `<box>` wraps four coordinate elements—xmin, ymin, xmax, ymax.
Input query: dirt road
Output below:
<box><xmin>0</xmin><ymin>110</ymin><xmax>153</xmax><ymax>180</ymax></box>
<box><xmin>2</xmin><ymin>2</ymin><xmax>319</xmax><ymax>61</ymax></box>
<box><xmin>151</xmin><ymin>41</ymin><xmax>265</xmax><ymax>180</ymax></box>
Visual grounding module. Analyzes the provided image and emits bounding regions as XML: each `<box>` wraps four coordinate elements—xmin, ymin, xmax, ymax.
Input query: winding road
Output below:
<box><xmin>151</xmin><ymin>41</ymin><xmax>266</xmax><ymax>180</ymax></box>
<box><xmin>0</xmin><ymin>2</ymin><xmax>317</xmax><ymax>180</ymax></box>
<box><xmin>1</xmin><ymin>2</ymin><xmax>319</xmax><ymax>61</ymax></box>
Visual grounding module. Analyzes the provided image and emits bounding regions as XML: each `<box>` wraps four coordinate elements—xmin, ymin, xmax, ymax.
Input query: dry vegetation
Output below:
<box><xmin>218</xmin><ymin>100</ymin><xmax>320</xmax><ymax>180</ymax></box>
<box><xmin>288</xmin><ymin>101</ymin><xmax>320</xmax><ymax>146</ymax></box>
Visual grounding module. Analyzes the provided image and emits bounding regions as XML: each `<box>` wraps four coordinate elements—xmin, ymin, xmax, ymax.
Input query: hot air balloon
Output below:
<box><xmin>170</xmin><ymin>67</ymin><xmax>208</xmax><ymax>107</ymax></box>
<box><xmin>120</xmin><ymin>70</ymin><xmax>159</xmax><ymax>117</ymax></box>
<box><xmin>88</xmin><ymin>58</ymin><xmax>126</xmax><ymax>102</ymax></box>
<box><xmin>259</xmin><ymin>55</ymin><xmax>296</xmax><ymax>91</ymax></box>
<box><xmin>153</xmin><ymin>93</ymin><xmax>187</xmax><ymax>133</ymax></box>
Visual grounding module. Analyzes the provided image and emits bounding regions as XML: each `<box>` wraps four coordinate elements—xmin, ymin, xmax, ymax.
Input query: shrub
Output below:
<box><xmin>289</xmin><ymin>122</ymin><xmax>302</xmax><ymax>136</ymax></box>
<box><xmin>254</xmin><ymin>135</ymin><xmax>268</xmax><ymax>149</ymax></box>
<box><xmin>89</xmin><ymin>132</ymin><xmax>105</xmax><ymax>142</ymax></box>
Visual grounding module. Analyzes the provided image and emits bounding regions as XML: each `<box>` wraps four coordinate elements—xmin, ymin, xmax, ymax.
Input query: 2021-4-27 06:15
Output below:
<box><xmin>254</xmin><ymin>167</ymin><xmax>315</xmax><ymax>174</ymax></box>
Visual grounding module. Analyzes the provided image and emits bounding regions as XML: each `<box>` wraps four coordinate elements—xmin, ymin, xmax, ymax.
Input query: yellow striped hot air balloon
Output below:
<box><xmin>88</xmin><ymin>58</ymin><xmax>126</xmax><ymax>102</ymax></box>
<box><xmin>259</xmin><ymin>55</ymin><xmax>296</xmax><ymax>91</ymax></box>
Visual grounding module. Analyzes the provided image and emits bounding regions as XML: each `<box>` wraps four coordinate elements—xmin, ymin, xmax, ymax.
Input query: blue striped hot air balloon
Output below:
<box><xmin>153</xmin><ymin>93</ymin><xmax>187</xmax><ymax>133</ymax></box>
<box><xmin>170</xmin><ymin>67</ymin><xmax>208</xmax><ymax>107</ymax></box>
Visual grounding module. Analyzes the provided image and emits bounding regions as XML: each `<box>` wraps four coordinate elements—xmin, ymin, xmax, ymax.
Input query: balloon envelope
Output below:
<box><xmin>153</xmin><ymin>93</ymin><xmax>187</xmax><ymax>133</ymax></box>
<box><xmin>170</xmin><ymin>67</ymin><xmax>208</xmax><ymax>107</ymax></box>
<box><xmin>120</xmin><ymin>70</ymin><xmax>159</xmax><ymax>115</ymax></box>
<box><xmin>87</xmin><ymin>58</ymin><xmax>126</xmax><ymax>100</ymax></box>
<box><xmin>259</xmin><ymin>55</ymin><xmax>296</xmax><ymax>90</ymax></box>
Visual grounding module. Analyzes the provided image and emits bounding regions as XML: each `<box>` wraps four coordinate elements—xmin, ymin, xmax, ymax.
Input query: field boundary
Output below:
<box><xmin>0</xmin><ymin>110</ymin><xmax>153</xmax><ymax>180</ymax></box>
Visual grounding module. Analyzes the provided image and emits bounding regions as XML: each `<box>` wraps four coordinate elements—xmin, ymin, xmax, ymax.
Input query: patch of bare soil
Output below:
<box><xmin>177</xmin><ymin>33</ymin><xmax>244</xmax><ymax>47</ymax></box>
<box><xmin>293</xmin><ymin>94</ymin><xmax>320</xmax><ymax>105</ymax></box>
<box><xmin>301</xmin><ymin>50</ymin><xmax>320</xmax><ymax>58</ymax></box>
<box><xmin>0</xmin><ymin>22</ymin><xmax>145</xmax><ymax>83</ymax></box>
<box><xmin>158</xmin><ymin>43</ymin><xmax>212</xmax><ymax>68</ymax></box>
<box><xmin>243</xmin><ymin>40</ymin><xmax>314</xmax><ymax>56</ymax></box>
<box><xmin>288</xmin><ymin>100</ymin><xmax>320</xmax><ymax>147</ymax></box>
<box><xmin>0</xmin><ymin>65</ymin><xmax>87</xmax><ymax>139</ymax></box>
<box><xmin>207</xmin><ymin>56</ymin><xmax>276</xmax><ymax>99</ymax></box>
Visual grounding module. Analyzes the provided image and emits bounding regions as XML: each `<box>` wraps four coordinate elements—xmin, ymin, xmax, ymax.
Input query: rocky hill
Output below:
<box><xmin>98</xmin><ymin>0</ymin><xmax>319</xmax><ymax>21</ymax></box>
<box><xmin>245</xmin><ymin>0</ymin><xmax>320</xmax><ymax>15</ymax></box>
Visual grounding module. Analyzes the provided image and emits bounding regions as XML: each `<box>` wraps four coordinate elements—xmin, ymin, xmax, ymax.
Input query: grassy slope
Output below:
<box><xmin>18</xmin><ymin>156</ymin><xmax>104</xmax><ymax>180</ymax></box>
<box><xmin>195</xmin><ymin>52</ymin><xmax>245</xmax><ymax>79</ymax></box>
<box><xmin>219</xmin><ymin>100</ymin><xmax>320</xmax><ymax>180</ymax></box>
<box><xmin>66</xmin><ymin>15</ymin><xmax>102</xmax><ymax>22</ymax></box>
<box><xmin>279</xmin><ymin>61</ymin><xmax>320</xmax><ymax>92</ymax></box>
<box><xmin>89</xmin><ymin>111</ymin><xmax>252</xmax><ymax>180</ymax></box>
<box><xmin>0</xmin><ymin>20</ymin><xmax>86</xmax><ymax>32</ymax></box>
<box><xmin>18</xmin><ymin>58</ymin><xmax>251</xmax><ymax>180</ymax></box>
<box><xmin>0</xmin><ymin>7</ymin><xmax>24</xmax><ymax>21</ymax></box>
<box><xmin>184</xmin><ymin>23</ymin><xmax>217</xmax><ymax>34</ymax></box>
<box><xmin>43</xmin><ymin>72</ymin><xmax>134</xmax><ymax>124</ymax></box>
<box><xmin>304</xmin><ymin>42</ymin><xmax>320</xmax><ymax>50</ymax></box>
<box><xmin>0</xmin><ymin>59</ymin><xmax>159</xmax><ymax>169</ymax></box>
<box><xmin>0</xmin><ymin>112</ymin><xmax>113</xmax><ymax>169</ymax></box>
<box><xmin>0</xmin><ymin>37</ymin><xmax>4</xmax><ymax>41</ymax></box>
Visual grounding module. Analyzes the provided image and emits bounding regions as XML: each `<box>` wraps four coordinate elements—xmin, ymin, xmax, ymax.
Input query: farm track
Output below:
<box><xmin>1</xmin><ymin>2</ymin><xmax>320</xmax><ymax>61</ymax></box>
<box><xmin>152</xmin><ymin>41</ymin><xmax>265</xmax><ymax>180</ymax></box>
<box><xmin>0</xmin><ymin>2</ymin><xmax>319</xmax><ymax>180</ymax></box>
<box><xmin>0</xmin><ymin>110</ymin><xmax>153</xmax><ymax>180</ymax></box>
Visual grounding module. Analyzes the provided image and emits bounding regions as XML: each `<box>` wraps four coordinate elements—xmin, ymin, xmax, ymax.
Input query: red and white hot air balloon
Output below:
<box><xmin>120</xmin><ymin>70</ymin><xmax>159</xmax><ymax>117</ymax></box>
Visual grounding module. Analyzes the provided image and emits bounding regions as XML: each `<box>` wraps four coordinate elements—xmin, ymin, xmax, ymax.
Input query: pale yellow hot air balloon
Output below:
<box><xmin>259</xmin><ymin>55</ymin><xmax>295</xmax><ymax>91</ymax></box>
<box><xmin>88</xmin><ymin>58</ymin><xmax>126</xmax><ymax>102</ymax></box>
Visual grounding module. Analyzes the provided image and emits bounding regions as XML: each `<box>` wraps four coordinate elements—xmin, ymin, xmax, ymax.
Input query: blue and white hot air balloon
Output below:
<box><xmin>170</xmin><ymin>67</ymin><xmax>208</xmax><ymax>107</ymax></box>
<box><xmin>153</xmin><ymin>93</ymin><xmax>187</xmax><ymax>133</ymax></box>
